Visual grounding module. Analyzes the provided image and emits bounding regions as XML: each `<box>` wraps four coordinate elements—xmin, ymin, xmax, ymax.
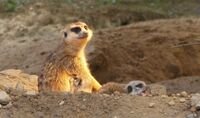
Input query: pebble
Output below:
<box><xmin>168</xmin><ymin>100</ymin><xmax>175</xmax><ymax>106</ymax></box>
<box><xmin>191</xmin><ymin>93</ymin><xmax>200</xmax><ymax>109</ymax></box>
<box><xmin>114</xmin><ymin>91</ymin><xmax>120</xmax><ymax>95</ymax></box>
<box><xmin>130</xmin><ymin>111</ymin><xmax>134</xmax><ymax>114</ymax></box>
<box><xmin>83</xmin><ymin>98</ymin><xmax>86</xmax><ymax>102</ymax></box>
<box><xmin>148</xmin><ymin>84</ymin><xmax>167</xmax><ymax>96</ymax></box>
<box><xmin>102</xmin><ymin>94</ymin><xmax>110</xmax><ymax>97</ymax></box>
<box><xmin>114</xmin><ymin>96</ymin><xmax>120</xmax><ymax>100</ymax></box>
<box><xmin>2</xmin><ymin>102</ymin><xmax>12</xmax><ymax>108</ymax></box>
<box><xmin>149</xmin><ymin>103</ymin><xmax>155</xmax><ymax>108</ymax></box>
<box><xmin>173</xmin><ymin>96</ymin><xmax>178</xmax><ymax>100</ymax></box>
<box><xmin>59</xmin><ymin>100</ymin><xmax>65</xmax><ymax>106</ymax></box>
<box><xmin>161</xmin><ymin>95</ymin><xmax>168</xmax><ymax>99</ymax></box>
<box><xmin>179</xmin><ymin>98</ymin><xmax>186</xmax><ymax>103</ymax></box>
<box><xmin>186</xmin><ymin>113</ymin><xmax>197</xmax><ymax>118</ymax></box>
<box><xmin>0</xmin><ymin>91</ymin><xmax>11</xmax><ymax>105</ymax></box>
<box><xmin>180</xmin><ymin>91</ymin><xmax>188</xmax><ymax>97</ymax></box>
<box><xmin>24</xmin><ymin>91</ymin><xmax>37</xmax><ymax>96</ymax></box>
<box><xmin>80</xmin><ymin>105</ymin><xmax>86</xmax><ymax>110</ymax></box>
<box><xmin>171</xmin><ymin>94</ymin><xmax>176</xmax><ymax>97</ymax></box>
<box><xmin>176</xmin><ymin>93</ymin><xmax>181</xmax><ymax>97</ymax></box>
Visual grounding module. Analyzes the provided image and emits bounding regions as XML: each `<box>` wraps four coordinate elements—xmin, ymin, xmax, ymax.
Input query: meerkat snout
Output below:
<box><xmin>62</xmin><ymin>22</ymin><xmax>92</xmax><ymax>42</ymax></box>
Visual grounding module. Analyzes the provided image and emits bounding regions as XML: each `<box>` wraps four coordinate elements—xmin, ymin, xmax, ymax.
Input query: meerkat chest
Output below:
<box><xmin>61</xmin><ymin>56</ymin><xmax>89</xmax><ymax>76</ymax></box>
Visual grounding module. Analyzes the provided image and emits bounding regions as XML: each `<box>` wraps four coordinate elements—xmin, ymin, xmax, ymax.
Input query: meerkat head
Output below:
<box><xmin>61</xmin><ymin>22</ymin><xmax>93</xmax><ymax>52</ymax></box>
<box><xmin>125</xmin><ymin>80</ymin><xmax>147</xmax><ymax>96</ymax></box>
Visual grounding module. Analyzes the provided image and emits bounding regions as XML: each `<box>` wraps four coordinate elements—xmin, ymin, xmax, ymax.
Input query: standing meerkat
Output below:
<box><xmin>38</xmin><ymin>22</ymin><xmax>101</xmax><ymax>93</ymax></box>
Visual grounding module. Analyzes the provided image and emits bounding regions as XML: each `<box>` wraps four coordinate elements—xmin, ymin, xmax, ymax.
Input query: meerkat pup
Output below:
<box><xmin>38</xmin><ymin>22</ymin><xmax>102</xmax><ymax>93</ymax></box>
<box><xmin>99</xmin><ymin>81</ymin><xmax>147</xmax><ymax>96</ymax></box>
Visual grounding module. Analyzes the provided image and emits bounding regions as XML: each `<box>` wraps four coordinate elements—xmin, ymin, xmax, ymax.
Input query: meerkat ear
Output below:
<box><xmin>64</xmin><ymin>32</ymin><xmax>68</xmax><ymax>38</ymax></box>
<box><xmin>60</xmin><ymin>29</ymin><xmax>68</xmax><ymax>39</ymax></box>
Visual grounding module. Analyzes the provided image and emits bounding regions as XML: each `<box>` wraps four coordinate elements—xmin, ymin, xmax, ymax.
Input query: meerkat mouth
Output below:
<box><xmin>78</xmin><ymin>32</ymin><xmax>88</xmax><ymax>39</ymax></box>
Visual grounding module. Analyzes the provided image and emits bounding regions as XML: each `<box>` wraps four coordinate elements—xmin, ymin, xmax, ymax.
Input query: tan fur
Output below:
<box><xmin>99</xmin><ymin>82</ymin><xmax>126</xmax><ymax>94</ymax></box>
<box><xmin>38</xmin><ymin>22</ymin><xmax>101</xmax><ymax>93</ymax></box>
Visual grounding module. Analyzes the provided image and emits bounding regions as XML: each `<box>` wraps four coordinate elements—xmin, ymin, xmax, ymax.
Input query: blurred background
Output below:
<box><xmin>1</xmin><ymin>0</ymin><xmax>200</xmax><ymax>29</ymax></box>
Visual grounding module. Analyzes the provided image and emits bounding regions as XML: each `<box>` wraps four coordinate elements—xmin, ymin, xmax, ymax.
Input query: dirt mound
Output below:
<box><xmin>0</xmin><ymin>70</ymin><xmax>199</xmax><ymax>118</ymax></box>
<box><xmin>1</xmin><ymin>18</ymin><xmax>200</xmax><ymax>84</ymax></box>
<box><xmin>0</xmin><ymin>69</ymin><xmax>38</xmax><ymax>92</ymax></box>
<box><xmin>0</xmin><ymin>92</ymin><xmax>190</xmax><ymax>118</ymax></box>
<box><xmin>89</xmin><ymin>18</ymin><xmax>200</xmax><ymax>83</ymax></box>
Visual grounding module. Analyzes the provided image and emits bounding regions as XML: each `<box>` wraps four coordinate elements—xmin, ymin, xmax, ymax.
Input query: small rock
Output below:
<box><xmin>161</xmin><ymin>95</ymin><xmax>168</xmax><ymax>99</ymax></box>
<box><xmin>130</xmin><ymin>111</ymin><xmax>134</xmax><ymax>114</ymax></box>
<box><xmin>114</xmin><ymin>91</ymin><xmax>120</xmax><ymax>95</ymax></box>
<box><xmin>24</xmin><ymin>91</ymin><xmax>37</xmax><ymax>96</ymax></box>
<box><xmin>176</xmin><ymin>93</ymin><xmax>181</xmax><ymax>97</ymax></box>
<box><xmin>149</xmin><ymin>103</ymin><xmax>155</xmax><ymax>108</ymax></box>
<box><xmin>0</xmin><ymin>91</ymin><xmax>11</xmax><ymax>105</ymax></box>
<box><xmin>179</xmin><ymin>98</ymin><xmax>186</xmax><ymax>103</ymax></box>
<box><xmin>191</xmin><ymin>93</ymin><xmax>200</xmax><ymax>110</ymax></box>
<box><xmin>148</xmin><ymin>84</ymin><xmax>167</xmax><ymax>96</ymax></box>
<box><xmin>171</xmin><ymin>94</ymin><xmax>176</xmax><ymax>97</ymax></box>
<box><xmin>190</xmin><ymin>107</ymin><xmax>196</xmax><ymax>112</ymax></box>
<box><xmin>102</xmin><ymin>94</ymin><xmax>110</xmax><ymax>97</ymax></box>
<box><xmin>114</xmin><ymin>96</ymin><xmax>120</xmax><ymax>100</ymax></box>
<box><xmin>181</xmin><ymin>91</ymin><xmax>188</xmax><ymax>97</ymax></box>
<box><xmin>59</xmin><ymin>100</ymin><xmax>65</xmax><ymax>106</ymax></box>
<box><xmin>168</xmin><ymin>100</ymin><xmax>175</xmax><ymax>106</ymax></box>
<box><xmin>83</xmin><ymin>98</ymin><xmax>86</xmax><ymax>102</ymax></box>
<box><xmin>2</xmin><ymin>102</ymin><xmax>12</xmax><ymax>109</ymax></box>
<box><xmin>80</xmin><ymin>105</ymin><xmax>86</xmax><ymax>110</ymax></box>
<box><xmin>173</xmin><ymin>96</ymin><xmax>178</xmax><ymax>100</ymax></box>
<box><xmin>186</xmin><ymin>113</ymin><xmax>197</xmax><ymax>118</ymax></box>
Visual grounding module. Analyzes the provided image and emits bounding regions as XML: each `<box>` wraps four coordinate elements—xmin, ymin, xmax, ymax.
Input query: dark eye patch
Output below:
<box><xmin>71</xmin><ymin>27</ymin><xmax>81</xmax><ymax>34</ymax></box>
<box><xmin>135</xmin><ymin>83</ymin><xmax>144</xmax><ymax>88</ymax></box>
<box><xmin>127</xmin><ymin>86</ymin><xmax>133</xmax><ymax>93</ymax></box>
<box><xmin>64</xmin><ymin>32</ymin><xmax>68</xmax><ymax>38</ymax></box>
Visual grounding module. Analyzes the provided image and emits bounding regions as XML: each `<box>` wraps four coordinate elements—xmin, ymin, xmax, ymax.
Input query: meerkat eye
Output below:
<box><xmin>84</xmin><ymin>25</ymin><xmax>88</xmax><ymax>30</ymax></box>
<box><xmin>127</xmin><ymin>86</ymin><xmax>133</xmax><ymax>93</ymax></box>
<box><xmin>71</xmin><ymin>27</ymin><xmax>81</xmax><ymax>34</ymax></box>
<box><xmin>64</xmin><ymin>32</ymin><xmax>68</xmax><ymax>38</ymax></box>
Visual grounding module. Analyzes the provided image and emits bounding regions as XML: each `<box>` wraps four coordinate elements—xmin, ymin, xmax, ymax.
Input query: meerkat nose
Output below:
<box><xmin>79</xmin><ymin>32</ymin><xmax>88</xmax><ymax>39</ymax></box>
<box><xmin>82</xmin><ymin>32</ymin><xmax>88</xmax><ymax>37</ymax></box>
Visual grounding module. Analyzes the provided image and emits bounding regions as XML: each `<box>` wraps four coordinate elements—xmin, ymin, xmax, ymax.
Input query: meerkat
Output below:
<box><xmin>38</xmin><ymin>22</ymin><xmax>101</xmax><ymax>93</ymax></box>
<box><xmin>99</xmin><ymin>80</ymin><xmax>148</xmax><ymax>96</ymax></box>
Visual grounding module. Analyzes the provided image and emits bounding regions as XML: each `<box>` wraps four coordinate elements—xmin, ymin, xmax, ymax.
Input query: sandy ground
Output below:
<box><xmin>0</xmin><ymin>92</ymin><xmax>191</xmax><ymax>118</ymax></box>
